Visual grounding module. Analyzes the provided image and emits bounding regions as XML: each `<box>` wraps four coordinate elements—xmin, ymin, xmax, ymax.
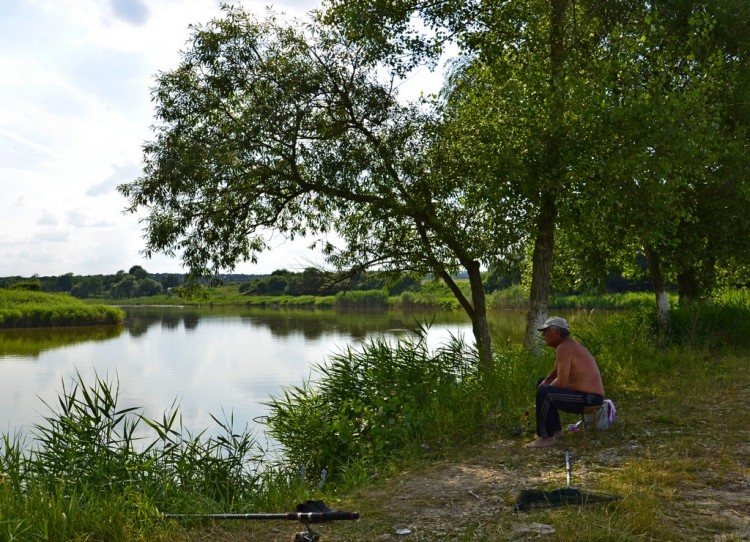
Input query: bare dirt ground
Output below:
<box><xmin>329</xmin><ymin>426</ymin><xmax>750</xmax><ymax>541</ymax></box>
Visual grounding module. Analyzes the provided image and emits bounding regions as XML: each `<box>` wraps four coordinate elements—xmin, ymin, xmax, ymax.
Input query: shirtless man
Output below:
<box><xmin>526</xmin><ymin>316</ymin><xmax>605</xmax><ymax>449</ymax></box>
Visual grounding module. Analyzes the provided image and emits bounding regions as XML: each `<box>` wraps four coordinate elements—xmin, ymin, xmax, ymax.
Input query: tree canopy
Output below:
<box><xmin>119</xmin><ymin>5</ymin><xmax>531</xmax><ymax>367</ymax></box>
<box><xmin>325</xmin><ymin>0</ymin><xmax>750</xmax><ymax>339</ymax></box>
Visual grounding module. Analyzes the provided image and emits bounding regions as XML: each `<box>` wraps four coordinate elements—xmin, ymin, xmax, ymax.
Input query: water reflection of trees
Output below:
<box><xmin>160</xmin><ymin>312</ymin><xmax>181</xmax><ymax>330</ymax></box>
<box><xmin>123</xmin><ymin>309</ymin><xmax>164</xmax><ymax>337</ymax></box>
<box><xmin>0</xmin><ymin>308</ymin><xmax>601</xmax><ymax>360</ymax></box>
<box><xmin>121</xmin><ymin>306</ymin><xmax>473</xmax><ymax>341</ymax></box>
<box><xmin>0</xmin><ymin>326</ymin><xmax>123</xmax><ymax>360</ymax></box>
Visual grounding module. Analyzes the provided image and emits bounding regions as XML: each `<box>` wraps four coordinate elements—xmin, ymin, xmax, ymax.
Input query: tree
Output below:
<box><xmin>322</xmin><ymin>0</ymin><xmax>616</xmax><ymax>349</ymax></box>
<box><xmin>71</xmin><ymin>276</ymin><xmax>103</xmax><ymax>299</ymax></box>
<box><xmin>111</xmin><ymin>275</ymin><xmax>136</xmax><ymax>299</ymax></box>
<box><xmin>118</xmin><ymin>6</ymin><xmax>524</xmax><ymax>369</ymax></box>
<box><xmin>159</xmin><ymin>273</ymin><xmax>182</xmax><ymax>290</ymax></box>
<box><xmin>54</xmin><ymin>272</ymin><xmax>75</xmax><ymax>292</ymax></box>
<box><xmin>299</xmin><ymin>267</ymin><xmax>326</xmax><ymax>296</ymax></box>
<box><xmin>128</xmin><ymin>265</ymin><xmax>149</xmax><ymax>281</ymax></box>
<box><xmin>560</xmin><ymin>3</ymin><xmax>750</xmax><ymax>324</ymax></box>
<box><xmin>136</xmin><ymin>278</ymin><xmax>164</xmax><ymax>297</ymax></box>
<box><xmin>325</xmin><ymin>0</ymin><xmax>750</xmax><ymax>340</ymax></box>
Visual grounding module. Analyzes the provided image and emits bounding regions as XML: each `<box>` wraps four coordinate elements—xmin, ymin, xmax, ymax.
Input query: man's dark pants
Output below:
<box><xmin>534</xmin><ymin>378</ymin><xmax>604</xmax><ymax>438</ymax></box>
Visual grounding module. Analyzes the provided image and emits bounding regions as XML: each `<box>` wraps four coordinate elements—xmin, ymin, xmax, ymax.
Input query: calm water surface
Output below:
<box><xmin>0</xmin><ymin>306</ymin><xmax>530</xmax><ymax>440</ymax></box>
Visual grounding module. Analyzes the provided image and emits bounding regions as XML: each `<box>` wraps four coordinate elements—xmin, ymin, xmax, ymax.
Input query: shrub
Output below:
<box><xmin>487</xmin><ymin>284</ymin><xmax>529</xmax><ymax>309</ymax></box>
<box><xmin>333</xmin><ymin>290</ymin><xmax>388</xmax><ymax>308</ymax></box>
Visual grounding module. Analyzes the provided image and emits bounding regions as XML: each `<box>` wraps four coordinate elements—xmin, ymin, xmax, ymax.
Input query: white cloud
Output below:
<box><xmin>0</xmin><ymin>0</ymin><xmax>324</xmax><ymax>277</ymax></box>
<box><xmin>109</xmin><ymin>0</ymin><xmax>150</xmax><ymax>26</ymax></box>
<box><xmin>37</xmin><ymin>211</ymin><xmax>58</xmax><ymax>226</ymax></box>
<box><xmin>0</xmin><ymin>0</ymin><xmax>441</xmax><ymax>278</ymax></box>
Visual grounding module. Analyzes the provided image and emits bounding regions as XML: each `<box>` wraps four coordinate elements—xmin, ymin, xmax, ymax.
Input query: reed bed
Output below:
<box><xmin>0</xmin><ymin>372</ymin><xmax>308</xmax><ymax>541</ymax></box>
<box><xmin>0</xmin><ymin>290</ymin><xmax>124</xmax><ymax>328</ymax></box>
<box><xmin>333</xmin><ymin>290</ymin><xmax>389</xmax><ymax>309</ymax></box>
<box><xmin>265</xmin><ymin>326</ymin><xmax>484</xmax><ymax>485</ymax></box>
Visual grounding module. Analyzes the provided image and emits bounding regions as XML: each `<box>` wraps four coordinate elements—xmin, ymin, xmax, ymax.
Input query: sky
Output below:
<box><xmin>0</xmin><ymin>0</ymin><xmax>446</xmax><ymax>278</ymax></box>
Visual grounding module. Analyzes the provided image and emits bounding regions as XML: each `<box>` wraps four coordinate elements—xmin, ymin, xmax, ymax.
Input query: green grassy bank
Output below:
<box><xmin>1</xmin><ymin>295</ymin><xmax>749</xmax><ymax>540</ymax></box>
<box><xmin>94</xmin><ymin>280</ymin><xmax>663</xmax><ymax>312</ymax></box>
<box><xmin>0</xmin><ymin>290</ymin><xmax>124</xmax><ymax>328</ymax></box>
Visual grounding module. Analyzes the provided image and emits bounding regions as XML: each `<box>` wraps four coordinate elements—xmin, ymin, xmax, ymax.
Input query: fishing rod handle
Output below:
<box><xmin>299</xmin><ymin>511</ymin><xmax>360</xmax><ymax>523</ymax></box>
<box><xmin>164</xmin><ymin>511</ymin><xmax>360</xmax><ymax>522</ymax></box>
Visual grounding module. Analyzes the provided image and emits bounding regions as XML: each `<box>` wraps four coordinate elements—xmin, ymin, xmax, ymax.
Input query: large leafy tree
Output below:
<box><xmin>324</xmin><ymin>0</ymin><xmax>613</xmax><ymax>349</ymax></box>
<box><xmin>560</xmin><ymin>2</ymin><xmax>750</xmax><ymax>324</ymax></box>
<box><xmin>119</xmin><ymin>6</ymin><xmax>526</xmax><ymax>369</ymax></box>
<box><xmin>326</xmin><ymin>0</ymin><xmax>750</xmax><ymax>341</ymax></box>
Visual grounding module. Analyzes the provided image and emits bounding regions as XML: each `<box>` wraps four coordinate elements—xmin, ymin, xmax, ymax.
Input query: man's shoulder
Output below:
<box><xmin>558</xmin><ymin>337</ymin><xmax>580</xmax><ymax>349</ymax></box>
<box><xmin>559</xmin><ymin>337</ymin><xmax>589</xmax><ymax>354</ymax></box>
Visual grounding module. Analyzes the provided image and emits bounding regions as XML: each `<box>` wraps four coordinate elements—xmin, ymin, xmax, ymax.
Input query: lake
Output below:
<box><xmin>0</xmin><ymin>306</ymin><xmax>533</xmax><ymax>441</ymax></box>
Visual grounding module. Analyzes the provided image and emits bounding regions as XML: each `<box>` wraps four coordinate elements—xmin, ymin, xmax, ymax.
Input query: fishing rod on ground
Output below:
<box><xmin>165</xmin><ymin>500</ymin><xmax>360</xmax><ymax>542</ymax></box>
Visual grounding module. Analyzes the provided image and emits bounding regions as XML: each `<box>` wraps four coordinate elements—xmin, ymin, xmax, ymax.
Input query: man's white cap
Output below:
<box><xmin>537</xmin><ymin>316</ymin><xmax>569</xmax><ymax>332</ymax></box>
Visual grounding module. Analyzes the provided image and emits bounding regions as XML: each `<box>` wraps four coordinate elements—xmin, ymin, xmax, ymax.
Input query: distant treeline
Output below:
<box><xmin>0</xmin><ymin>267</ymin><xmax>185</xmax><ymax>299</ymax></box>
<box><xmin>0</xmin><ymin>266</ymin><xmax>263</xmax><ymax>300</ymax></box>
<box><xmin>0</xmin><ymin>261</ymin><xmax>652</xmax><ymax>301</ymax></box>
<box><xmin>0</xmin><ymin>266</ymin><xmax>420</xmax><ymax>300</ymax></box>
<box><xmin>238</xmin><ymin>268</ymin><xmax>421</xmax><ymax>297</ymax></box>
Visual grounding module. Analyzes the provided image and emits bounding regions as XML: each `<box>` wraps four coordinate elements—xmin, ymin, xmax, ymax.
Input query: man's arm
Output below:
<box><xmin>540</xmin><ymin>366</ymin><xmax>557</xmax><ymax>386</ymax></box>
<box><xmin>549</xmin><ymin>344</ymin><xmax>572</xmax><ymax>388</ymax></box>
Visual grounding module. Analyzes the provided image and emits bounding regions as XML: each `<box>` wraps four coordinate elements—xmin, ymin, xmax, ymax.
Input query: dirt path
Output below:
<box><xmin>329</xmin><ymin>420</ymin><xmax>750</xmax><ymax>541</ymax></box>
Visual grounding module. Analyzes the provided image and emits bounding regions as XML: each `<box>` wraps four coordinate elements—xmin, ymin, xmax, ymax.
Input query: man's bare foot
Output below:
<box><xmin>526</xmin><ymin>437</ymin><xmax>558</xmax><ymax>449</ymax></box>
<box><xmin>554</xmin><ymin>430</ymin><xmax>564</xmax><ymax>439</ymax></box>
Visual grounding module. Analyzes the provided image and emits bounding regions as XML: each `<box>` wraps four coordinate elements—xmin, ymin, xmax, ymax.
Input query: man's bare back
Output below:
<box><xmin>552</xmin><ymin>338</ymin><xmax>605</xmax><ymax>396</ymax></box>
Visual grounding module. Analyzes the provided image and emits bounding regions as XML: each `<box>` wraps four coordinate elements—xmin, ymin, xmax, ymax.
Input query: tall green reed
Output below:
<box><xmin>0</xmin><ymin>372</ymin><xmax>291</xmax><ymax>541</ymax></box>
<box><xmin>264</xmin><ymin>325</ymin><xmax>485</xmax><ymax>483</ymax></box>
<box><xmin>0</xmin><ymin>289</ymin><xmax>123</xmax><ymax>328</ymax></box>
<box><xmin>333</xmin><ymin>289</ymin><xmax>389</xmax><ymax>308</ymax></box>
<box><xmin>668</xmin><ymin>288</ymin><xmax>750</xmax><ymax>350</ymax></box>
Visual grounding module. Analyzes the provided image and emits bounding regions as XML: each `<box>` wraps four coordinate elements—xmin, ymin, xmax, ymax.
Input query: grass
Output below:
<box><xmin>2</xmin><ymin>298</ymin><xmax>750</xmax><ymax>540</ymax></box>
<box><xmin>550</xmin><ymin>290</ymin><xmax>664</xmax><ymax>310</ymax></box>
<box><xmin>285</xmin><ymin>309</ymin><xmax>749</xmax><ymax>541</ymax></box>
<box><xmin>188</xmin><ymin>302</ymin><xmax>750</xmax><ymax>541</ymax></box>
<box><xmin>0</xmin><ymin>289</ymin><xmax>124</xmax><ymax>328</ymax></box>
<box><xmin>90</xmin><ymin>277</ymin><xmax>666</xmax><ymax>314</ymax></box>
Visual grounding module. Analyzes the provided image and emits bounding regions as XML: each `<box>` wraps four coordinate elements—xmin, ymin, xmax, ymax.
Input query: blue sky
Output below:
<box><xmin>0</xmin><ymin>0</ymin><xmax>443</xmax><ymax>278</ymax></box>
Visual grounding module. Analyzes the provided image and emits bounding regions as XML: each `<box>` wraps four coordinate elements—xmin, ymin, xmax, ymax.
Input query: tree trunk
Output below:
<box><xmin>523</xmin><ymin>0</ymin><xmax>566</xmax><ymax>353</ymax></box>
<box><xmin>466</xmin><ymin>260</ymin><xmax>493</xmax><ymax>372</ymax></box>
<box><xmin>435</xmin><ymin>261</ymin><xmax>493</xmax><ymax>371</ymax></box>
<box><xmin>524</xmin><ymin>194</ymin><xmax>556</xmax><ymax>353</ymax></box>
<box><xmin>644</xmin><ymin>245</ymin><xmax>670</xmax><ymax>330</ymax></box>
<box><xmin>677</xmin><ymin>267</ymin><xmax>698</xmax><ymax>305</ymax></box>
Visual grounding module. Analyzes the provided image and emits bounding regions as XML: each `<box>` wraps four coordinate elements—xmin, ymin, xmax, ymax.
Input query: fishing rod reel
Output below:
<box><xmin>293</xmin><ymin>501</ymin><xmax>340</xmax><ymax>542</ymax></box>
<box><xmin>165</xmin><ymin>499</ymin><xmax>360</xmax><ymax>541</ymax></box>
<box><xmin>294</xmin><ymin>524</ymin><xmax>320</xmax><ymax>542</ymax></box>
